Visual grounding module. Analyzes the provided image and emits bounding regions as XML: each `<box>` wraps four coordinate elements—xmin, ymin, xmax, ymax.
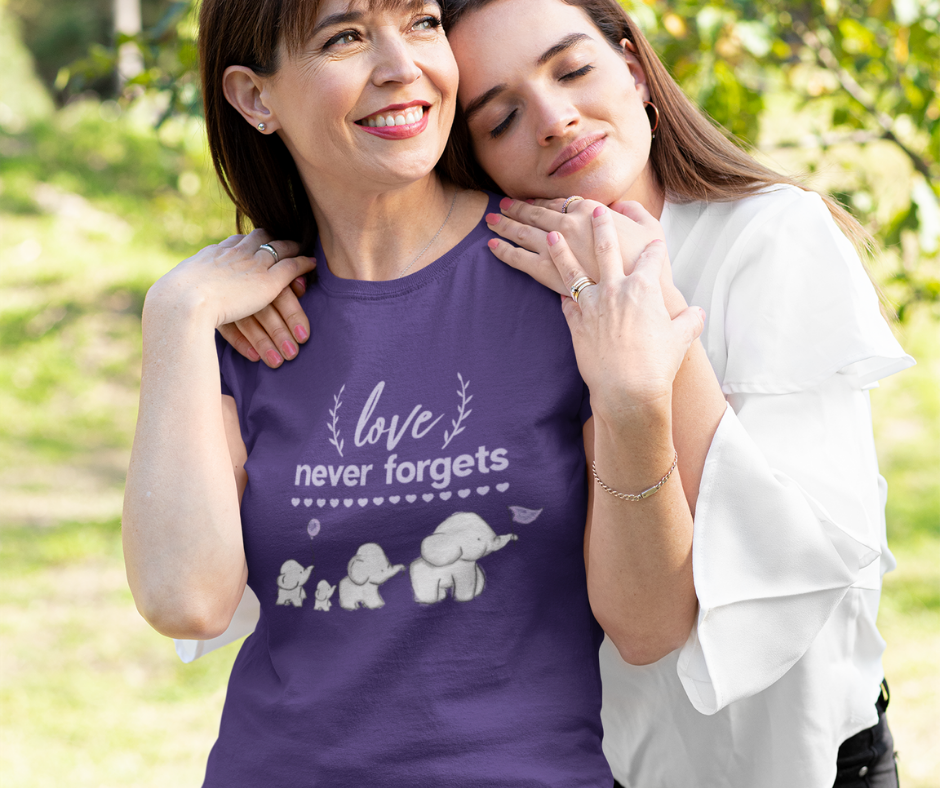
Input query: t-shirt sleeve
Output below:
<box><xmin>675</xmin><ymin>190</ymin><xmax>913</xmax><ymax>714</ymax></box>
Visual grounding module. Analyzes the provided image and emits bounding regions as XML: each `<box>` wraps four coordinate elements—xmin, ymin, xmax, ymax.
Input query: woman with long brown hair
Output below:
<box><xmin>125</xmin><ymin>0</ymin><xmax>711</xmax><ymax>784</ymax></box>
<box><xmin>211</xmin><ymin>0</ymin><xmax>912</xmax><ymax>785</ymax></box>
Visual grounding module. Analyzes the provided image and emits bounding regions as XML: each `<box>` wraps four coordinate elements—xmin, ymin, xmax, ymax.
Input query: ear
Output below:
<box><xmin>618</xmin><ymin>38</ymin><xmax>650</xmax><ymax>102</ymax></box>
<box><xmin>348</xmin><ymin>555</ymin><xmax>372</xmax><ymax>585</ymax></box>
<box><xmin>421</xmin><ymin>533</ymin><xmax>463</xmax><ymax>567</ymax></box>
<box><xmin>223</xmin><ymin>65</ymin><xmax>278</xmax><ymax>133</ymax></box>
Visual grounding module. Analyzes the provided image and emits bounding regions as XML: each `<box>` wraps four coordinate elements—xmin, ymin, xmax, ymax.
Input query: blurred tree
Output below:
<box><xmin>54</xmin><ymin>0</ymin><xmax>939</xmax><ymax>317</ymax></box>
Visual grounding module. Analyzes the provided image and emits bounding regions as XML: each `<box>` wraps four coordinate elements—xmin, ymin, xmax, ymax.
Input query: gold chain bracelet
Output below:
<box><xmin>592</xmin><ymin>452</ymin><xmax>678</xmax><ymax>502</ymax></box>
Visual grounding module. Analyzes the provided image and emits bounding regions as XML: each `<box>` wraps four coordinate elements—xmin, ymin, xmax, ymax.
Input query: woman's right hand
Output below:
<box><xmin>146</xmin><ymin>228</ymin><xmax>316</xmax><ymax>342</ymax></box>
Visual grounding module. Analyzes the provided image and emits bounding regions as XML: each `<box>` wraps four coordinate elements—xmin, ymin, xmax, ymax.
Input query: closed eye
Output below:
<box><xmin>561</xmin><ymin>64</ymin><xmax>594</xmax><ymax>81</ymax></box>
<box><xmin>490</xmin><ymin>109</ymin><xmax>517</xmax><ymax>138</ymax></box>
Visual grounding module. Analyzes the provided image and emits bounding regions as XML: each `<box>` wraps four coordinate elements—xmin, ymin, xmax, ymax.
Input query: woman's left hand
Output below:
<box><xmin>551</xmin><ymin>205</ymin><xmax>705</xmax><ymax>421</ymax></box>
<box><xmin>485</xmin><ymin>196</ymin><xmax>668</xmax><ymax>298</ymax></box>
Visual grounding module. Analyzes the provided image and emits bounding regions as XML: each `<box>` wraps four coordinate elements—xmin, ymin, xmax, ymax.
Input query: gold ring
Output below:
<box><xmin>569</xmin><ymin>276</ymin><xmax>597</xmax><ymax>304</ymax></box>
<box><xmin>258</xmin><ymin>243</ymin><xmax>279</xmax><ymax>264</ymax></box>
<box><xmin>561</xmin><ymin>196</ymin><xmax>584</xmax><ymax>214</ymax></box>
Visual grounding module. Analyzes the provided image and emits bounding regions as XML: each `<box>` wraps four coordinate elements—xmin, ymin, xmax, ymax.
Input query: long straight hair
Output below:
<box><xmin>439</xmin><ymin>0</ymin><xmax>870</xmax><ymax>251</ymax></box>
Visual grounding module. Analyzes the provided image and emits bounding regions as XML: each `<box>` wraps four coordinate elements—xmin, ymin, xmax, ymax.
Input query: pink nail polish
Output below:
<box><xmin>593</xmin><ymin>205</ymin><xmax>607</xmax><ymax>218</ymax></box>
<box><xmin>246</xmin><ymin>347</ymin><xmax>261</xmax><ymax>361</ymax></box>
<box><xmin>487</xmin><ymin>239</ymin><xmax>500</xmax><ymax>250</ymax></box>
<box><xmin>295</xmin><ymin>325</ymin><xmax>309</xmax><ymax>342</ymax></box>
<box><xmin>293</xmin><ymin>276</ymin><xmax>307</xmax><ymax>294</ymax></box>
<box><xmin>265</xmin><ymin>349</ymin><xmax>282</xmax><ymax>367</ymax></box>
<box><xmin>281</xmin><ymin>340</ymin><xmax>297</xmax><ymax>358</ymax></box>
<box><xmin>547</xmin><ymin>232</ymin><xmax>560</xmax><ymax>246</ymax></box>
<box><xmin>500</xmin><ymin>197</ymin><xmax>515</xmax><ymax>211</ymax></box>
<box><xmin>525</xmin><ymin>199</ymin><xmax>535</xmax><ymax>204</ymax></box>
<box><xmin>485</xmin><ymin>213</ymin><xmax>501</xmax><ymax>225</ymax></box>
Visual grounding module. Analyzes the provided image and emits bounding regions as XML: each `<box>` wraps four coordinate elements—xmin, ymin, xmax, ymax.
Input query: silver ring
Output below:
<box><xmin>569</xmin><ymin>276</ymin><xmax>596</xmax><ymax>304</ymax></box>
<box><xmin>561</xmin><ymin>196</ymin><xmax>584</xmax><ymax>214</ymax></box>
<box><xmin>258</xmin><ymin>243</ymin><xmax>279</xmax><ymax>264</ymax></box>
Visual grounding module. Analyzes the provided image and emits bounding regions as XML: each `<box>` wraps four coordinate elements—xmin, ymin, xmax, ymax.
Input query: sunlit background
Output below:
<box><xmin>0</xmin><ymin>0</ymin><xmax>937</xmax><ymax>785</ymax></box>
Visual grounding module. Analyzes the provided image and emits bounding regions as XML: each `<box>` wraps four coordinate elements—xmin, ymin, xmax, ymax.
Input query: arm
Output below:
<box><xmin>486</xmin><ymin>198</ymin><xmax>726</xmax><ymax>515</ymax></box>
<box><xmin>538</xmin><ymin>208</ymin><xmax>703</xmax><ymax>664</ymax></box>
<box><xmin>122</xmin><ymin>231</ymin><xmax>313</xmax><ymax>639</ymax></box>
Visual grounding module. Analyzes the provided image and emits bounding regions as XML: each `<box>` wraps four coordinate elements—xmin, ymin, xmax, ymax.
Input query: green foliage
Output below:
<box><xmin>632</xmin><ymin>0</ymin><xmax>940</xmax><ymax>318</ymax></box>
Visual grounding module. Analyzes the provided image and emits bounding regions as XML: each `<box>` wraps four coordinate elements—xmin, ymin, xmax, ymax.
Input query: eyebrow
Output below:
<box><xmin>311</xmin><ymin>11</ymin><xmax>364</xmax><ymax>39</ymax></box>
<box><xmin>462</xmin><ymin>32</ymin><xmax>592</xmax><ymax>122</ymax></box>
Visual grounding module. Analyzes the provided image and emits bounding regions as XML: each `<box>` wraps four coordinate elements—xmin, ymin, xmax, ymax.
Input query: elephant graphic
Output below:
<box><xmin>339</xmin><ymin>543</ymin><xmax>405</xmax><ymax>610</ymax></box>
<box><xmin>410</xmin><ymin>512</ymin><xmax>517</xmax><ymax>604</ymax></box>
<box><xmin>276</xmin><ymin>559</ymin><xmax>314</xmax><ymax>607</ymax></box>
<box><xmin>314</xmin><ymin>579</ymin><xmax>337</xmax><ymax>611</ymax></box>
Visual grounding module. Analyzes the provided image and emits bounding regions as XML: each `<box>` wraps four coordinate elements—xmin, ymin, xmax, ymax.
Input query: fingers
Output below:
<box><xmin>630</xmin><ymin>237</ymin><xmax>669</xmax><ymax>289</ymax></box>
<box><xmin>672</xmin><ymin>305</ymin><xmax>706</xmax><ymax>350</ymax></box>
<box><xmin>487</xmin><ymin>238</ymin><xmax>567</xmax><ymax>295</ymax></box>
<box><xmin>496</xmin><ymin>197</ymin><xmax>565</xmax><ymax>232</ymax></box>
<box><xmin>486</xmin><ymin>210</ymin><xmax>549</xmax><ymax>255</ymax></box>
<box><xmin>590</xmin><ymin>205</ymin><xmax>627</xmax><ymax>284</ymax></box>
<box><xmin>236</xmin><ymin>229</ymin><xmax>303</xmax><ymax>267</ymax></box>
<box><xmin>217</xmin><ymin>234</ymin><xmax>245</xmax><ymax>249</ymax></box>
<box><xmin>217</xmin><ymin>322</ymin><xmax>261</xmax><ymax>362</ymax></box>
<box><xmin>545</xmin><ymin>231</ymin><xmax>597</xmax><ymax>307</ymax></box>
<box><xmin>499</xmin><ymin>196</ymin><xmax>599</xmax><ymax>229</ymax></box>
<box><xmin>271</xmin><ymin>285</ymin><xmax>310</xmax><ymax>346</ymax></box>
<box><xmin>233</xmin><ymin>314</ymin><xmax>288</xmax><ymax>368</ymax></box>
<box><xmin>609</xmin><ymin>200</ymin><xmax>654</xmax><ymax>227</ymax></box>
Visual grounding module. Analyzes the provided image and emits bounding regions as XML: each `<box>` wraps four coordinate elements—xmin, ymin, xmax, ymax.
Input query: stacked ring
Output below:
<box><xmin>258</xmin><ymin>243</ymin><xmax>280</xmax><ymax>264</ymax></box>
<box><xmin>561</xmin><ymin>196</ymin><xmax>584</xmax><ymax>214</ymax></box>
<box><xmin>569</xmin><ymin>276</ymin><xmax>597</xmax><ymax>304</ymax></box>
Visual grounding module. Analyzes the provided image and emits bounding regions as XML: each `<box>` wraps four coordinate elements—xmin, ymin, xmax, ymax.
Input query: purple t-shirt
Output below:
<box><xmin>207</xmin><ymin>194</ymin><xmax>610</xmax><ymax>787</ymax></box>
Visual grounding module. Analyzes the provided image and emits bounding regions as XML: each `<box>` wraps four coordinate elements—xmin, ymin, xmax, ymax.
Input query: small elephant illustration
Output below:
<box><xmin>339</xmin><ymin>543</ymin><xmax>405</xmax><ymax>610</ymax></box>
<box><xmin>314</xmin><ymin>579</ymin><xmax>337</xmax><ymax>611</ymax></box>
<box><xmin>276</xmin><ymin>559</ymin><xmax>314</xmax><ymax>607</ymax></box>
<box><xmin>410</xmin><ymin>512</ymin><xmax>517</xmax><ymax>604</ymax></box>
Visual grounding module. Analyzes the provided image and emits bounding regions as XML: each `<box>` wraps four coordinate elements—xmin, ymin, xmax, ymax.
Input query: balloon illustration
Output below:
<box><xmin>307</xmin><ymin>518</ymin><xmax>321</xmax><ymax>538</ymax></box>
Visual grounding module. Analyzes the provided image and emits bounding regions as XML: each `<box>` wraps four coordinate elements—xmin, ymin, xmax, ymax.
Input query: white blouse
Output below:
<box><xmin>176</xmin><ymin>186</ymin><xmax>913</xmax><ymax>788</ymax></box>
<box><xmin>601</xmin><ymin>186</ymin><xmax>913</xmax><ymax>788</ymax></box>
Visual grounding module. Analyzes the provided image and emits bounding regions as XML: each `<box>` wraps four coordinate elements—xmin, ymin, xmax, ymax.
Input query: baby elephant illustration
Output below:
<box><xmin>276</xmin><ymin>559</ymin><xmax>314</xmax><ymax>607</ymax></box>
<box><xmin>410</xmin><ymin>512</ymin><xmax>517</xmax><ymax>604</ymax></box>
<box><xmin>314</xmin><ymin>580</ymin><xmax>337</xmax><ymax>611</ymax></box>
<box><xmin>339</xmin><ymin>543</ymin><xmax>405</xmax><ymax>610</ymax></box>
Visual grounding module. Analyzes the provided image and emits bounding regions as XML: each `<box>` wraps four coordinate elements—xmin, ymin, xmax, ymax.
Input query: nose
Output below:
<box><xmin>371</xmin><ymin>36</ymin><xmax>422</xmax><ymax>86</ymax></box>
<box><xmin>534</xmin><ymin>90</ymin><xmax>579</xmax><ymax>146</ymax></box>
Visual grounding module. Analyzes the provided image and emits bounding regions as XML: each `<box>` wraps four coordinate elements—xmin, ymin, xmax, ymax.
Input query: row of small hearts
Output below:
<box><xmin>291</xmin><ymin>483</ymin><xmax>510</xmax><ymax>509</ymax></box>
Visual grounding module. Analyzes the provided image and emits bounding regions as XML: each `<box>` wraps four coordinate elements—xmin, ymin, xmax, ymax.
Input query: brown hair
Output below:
<box><xmin>439</xmin><ymin>0</ymin><xmax>870</xmax><ymax>250</ymax></box>
<box><xmin>199</xmin><ymin>0</ymin><xmax>427</xmax><ymax>251</ymax></box>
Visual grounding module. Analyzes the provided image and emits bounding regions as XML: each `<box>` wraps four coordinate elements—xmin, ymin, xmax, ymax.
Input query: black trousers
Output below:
<box><xmin>611</xmin><ymin>683</ymin><xmax>899</xmax><ymax>788</ymax></box>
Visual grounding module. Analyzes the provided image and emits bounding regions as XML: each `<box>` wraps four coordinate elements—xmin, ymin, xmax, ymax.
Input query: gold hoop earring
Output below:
<box><xmin>643</xmin><ymin>101</ymin><xmax>660</xmax><ymax>139</ymax></box>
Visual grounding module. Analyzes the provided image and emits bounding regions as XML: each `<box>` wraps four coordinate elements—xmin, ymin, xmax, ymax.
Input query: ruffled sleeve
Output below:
<box><xmin>697</xmin><ymin>188</ymin><xmax>912</xmax><ymax>394</ymax></box>
<box><xmin>673</xmin><ymin>188</ymin><xmax>913</xmax><ymax>713</ymax></box>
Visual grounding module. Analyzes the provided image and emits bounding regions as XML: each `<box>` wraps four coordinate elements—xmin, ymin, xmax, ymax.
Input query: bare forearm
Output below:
<box><xmin>585</xmin><ymin>412</ymin><xmax>697</xmax><ymax>665</ymax></box>
<box><xmin>661</xmin><ymin>286</ymin><xmax>728</xmax><ymax>514</ymax></box>
<box><xmin>123</xmin><ymin>291</ymin><xmax>246</xmax><ymax>638</ymax></box>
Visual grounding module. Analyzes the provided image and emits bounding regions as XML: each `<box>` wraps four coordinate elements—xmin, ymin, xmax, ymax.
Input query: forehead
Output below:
<box><xmin>448</xmin><ymin>0</ymin><xmax>601</xmax><ymax>93</ymax></box>
<box><xmin>284</xmin><ymin>0</ymin><xmax>435</xmax><ymax>50</ymax></box>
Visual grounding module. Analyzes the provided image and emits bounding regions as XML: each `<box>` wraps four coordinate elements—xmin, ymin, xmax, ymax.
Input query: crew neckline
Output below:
<box><xmin>313</xmin><ymin>192</ymin><xmax>500</xmax><ymax>301</ymax></box>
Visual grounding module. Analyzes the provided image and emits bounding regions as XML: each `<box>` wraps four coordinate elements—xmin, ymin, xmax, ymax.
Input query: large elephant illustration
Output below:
<box><xmin>339</xmin><ymin>543</ymin><xmax>405</xmax><ymax>610</ymax></box>
<box><xmin>410</xmin><ymin>512</ymin><xmax>517</xmax><ymax>604</ymax></box>
<box><xmin>276</xmin><ymin>559</ymin><xmax>314</xmax><ymax>607</ymax></box>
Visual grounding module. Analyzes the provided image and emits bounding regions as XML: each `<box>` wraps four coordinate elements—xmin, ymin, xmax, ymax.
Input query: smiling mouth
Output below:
<box><xmin>357</xmin><ymin>105</ymin><xmax>427</xmax><ymax>129</ymax></box>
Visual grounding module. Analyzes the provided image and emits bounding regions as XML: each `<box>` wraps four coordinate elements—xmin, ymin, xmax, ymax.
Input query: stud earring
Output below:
<box><xmin>257</xmin><ymin>122</ymin><xmax>266</xmax><ymax>132</ymax></box>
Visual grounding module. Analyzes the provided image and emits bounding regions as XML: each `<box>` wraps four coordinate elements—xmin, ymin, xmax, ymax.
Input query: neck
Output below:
<box><xmin>616</xmin><ymin>170</ymin><xmax>666</xmax><ymax>220</ymax></box>
<box><xmin>309</xmin><ymin>177</ymin><xmax>455</xmax><ymax>281</ymax></box>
